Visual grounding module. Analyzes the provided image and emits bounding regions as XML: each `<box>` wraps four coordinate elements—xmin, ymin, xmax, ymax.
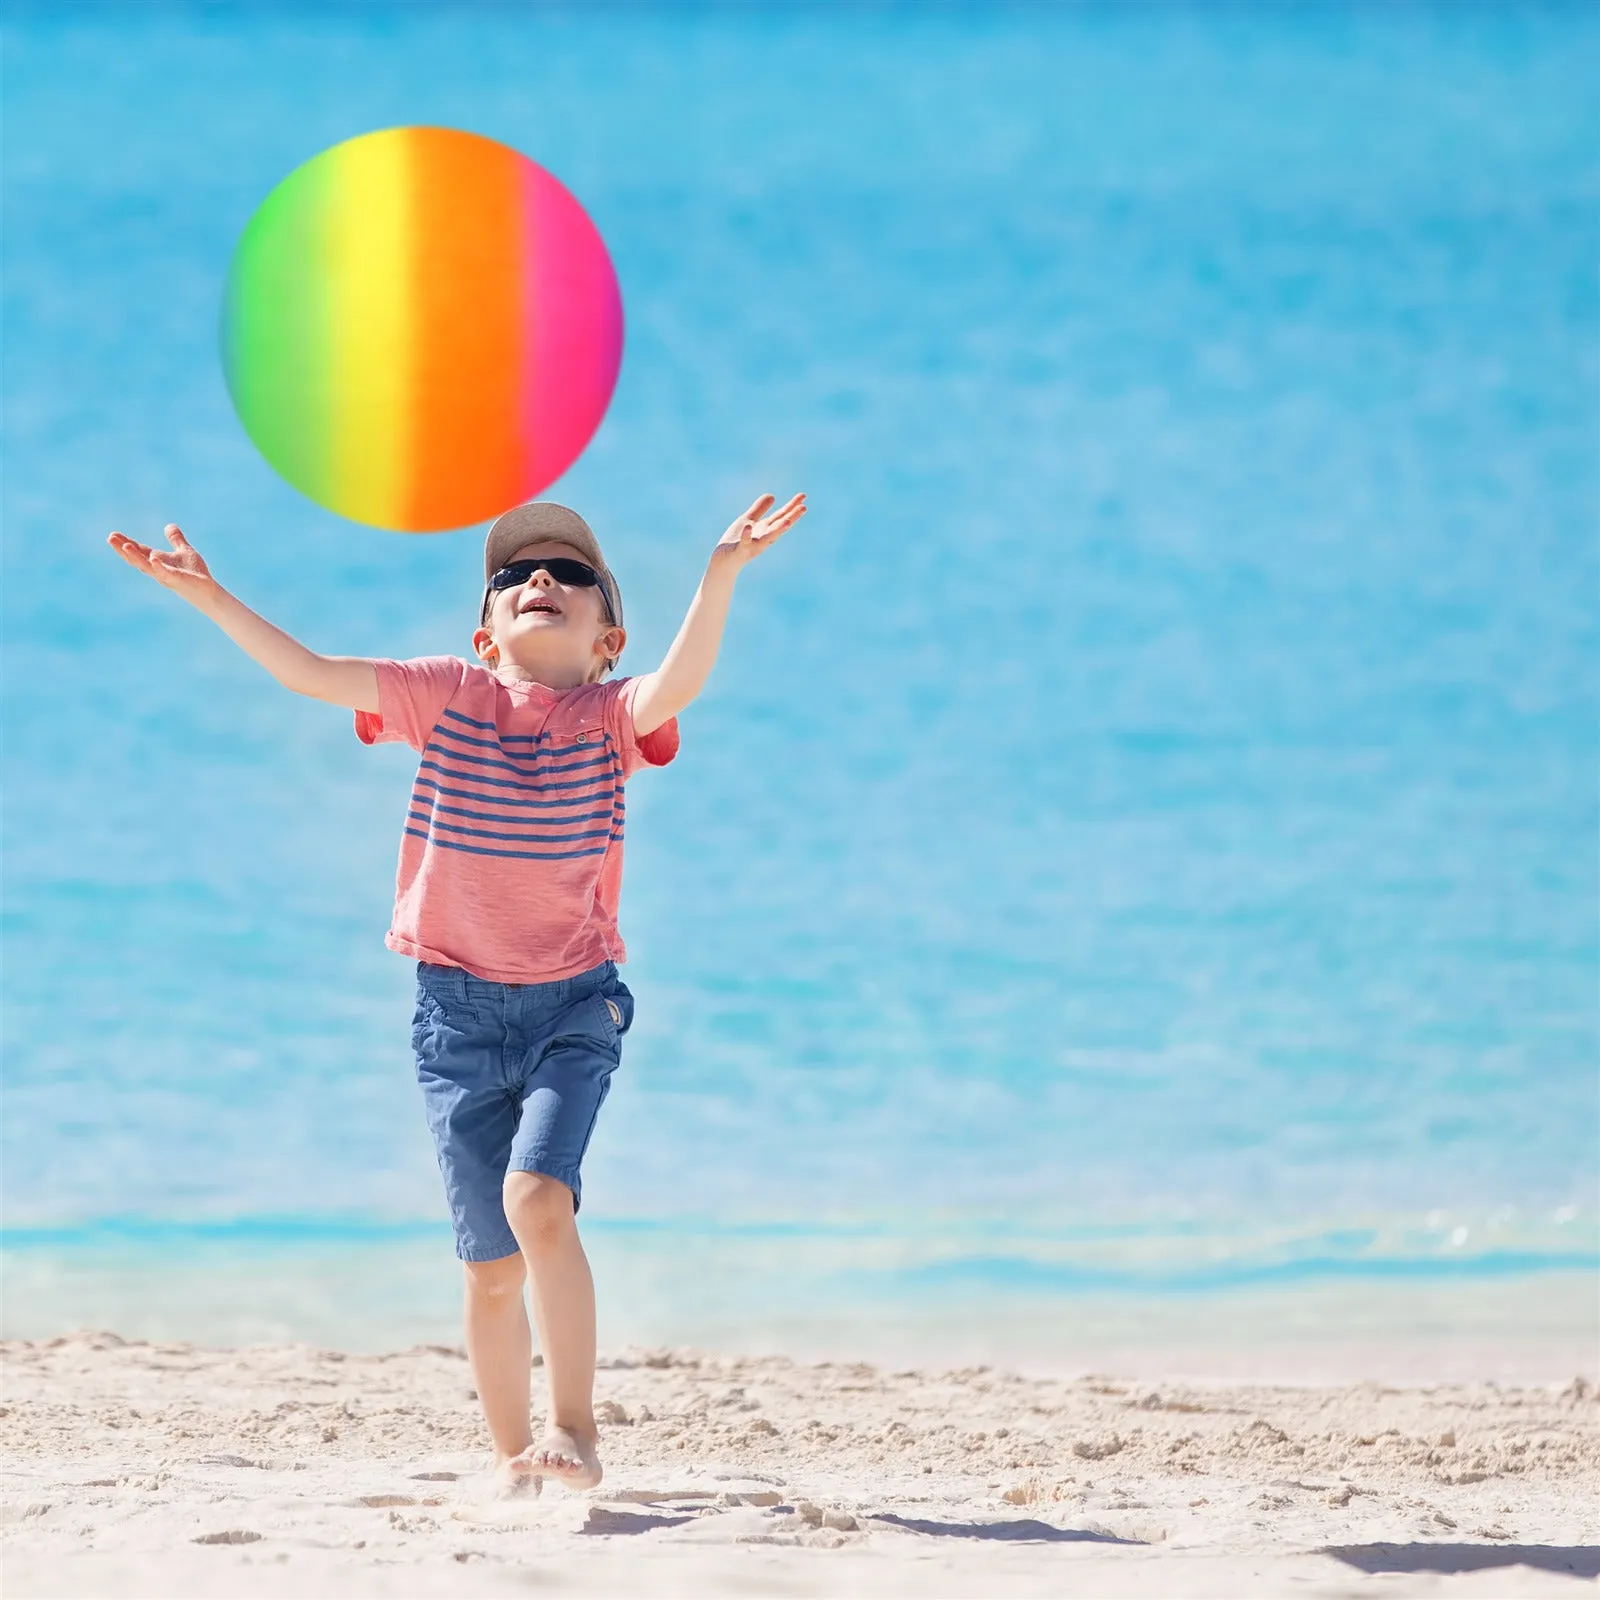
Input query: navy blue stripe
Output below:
<box><xmin>421</xmin><ymin>799</ymin><xmax>623</xmax><ymax>829</ymax></box>
<box><xmin>418</xmin><ymin>757</ymin><xmax>618</xmax><ymax>796</ymax></box>
<box><xmin>408</xmin><ymin>811</ymin><xmax>619</xmax><ymax>847</ymax></box>
<box><xmin>432</xmin><ymin>723</ymin><xmax>611</xmax><ymax>764</ymax></box>
<box><xmin>442</xmin><ymin>707</ymin><xmax>563</xmax><ymax>740</ymax></box>
<box><xmin>440</xmin><ymin>707</ymin><xmax>609</xmax><ymax>749</ymax></box>
<box><xmin>413</xmin><ymin>774</ymin><xmax>624</xmax><ymax>813</ymax></box>
<box><xmin>404</xmin><ymin>827</ymin><xmax>614</xmax><ymax>863</ymax></box>
<box><xmin>428</xmin><ymin>732</ymin><xmax>613</xmax><ymax>779</ymax></box>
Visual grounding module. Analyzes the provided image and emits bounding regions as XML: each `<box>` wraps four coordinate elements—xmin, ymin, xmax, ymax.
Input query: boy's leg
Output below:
<box><xmin>503</xmin><ymin>1171</ymin><xmax>601</xmax><ymax>1488</ymax></box>
<box><xmin>500</xmin><ymin>969</ymin><xmax>629</xmax><ymax>1489</ymax></box>
<box><xmin>462</xmin><ymin>1253</ymin><xmax>534</xmax><ymax>1469</ymax></box>
<box><xmin>411</xmin><ymin>964</ymin><xmax>538</xmax><ymax>1486</ymax></box>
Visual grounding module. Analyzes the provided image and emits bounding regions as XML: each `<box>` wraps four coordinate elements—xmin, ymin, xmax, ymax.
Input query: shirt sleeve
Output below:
<box><xmin>605</xmin><ymin>674</ymin><xmax>681</xmax><ymax>779</ymax></box>
<box><xmin>353</xmin><ymin>657</ymin><xmax>469</xmax><ymax>752</ymax></box>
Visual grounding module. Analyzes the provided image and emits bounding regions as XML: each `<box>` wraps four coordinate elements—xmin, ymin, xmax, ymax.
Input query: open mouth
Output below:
<box><xmin>519</xmin><ymin>597</ymin><xmax>562</xmax><ymax>617</ymax></box>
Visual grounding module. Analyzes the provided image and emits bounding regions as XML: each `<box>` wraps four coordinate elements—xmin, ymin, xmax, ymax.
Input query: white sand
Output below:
<box><xmin>3</xmin><ymin>1332</ymin><xmax>1597</xmax><ymax>1597</ymax></box>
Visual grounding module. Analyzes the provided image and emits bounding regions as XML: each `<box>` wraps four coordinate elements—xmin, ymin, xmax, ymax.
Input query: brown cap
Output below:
<box><xmin>481</xmin><ymin>502</ymin><xmax>623</xmax><ymax>634</ymax></box>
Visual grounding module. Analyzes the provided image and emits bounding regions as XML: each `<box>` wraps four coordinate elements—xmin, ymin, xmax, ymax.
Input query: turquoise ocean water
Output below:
<box><xmin>3</xmin><ymin>3</ymin><xmax>1596</xmax><ymax>1361</ymax></box>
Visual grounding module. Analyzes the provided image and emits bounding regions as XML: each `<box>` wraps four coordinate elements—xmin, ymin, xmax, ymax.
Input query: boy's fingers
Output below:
<box><xmin>109</xmin><ymin>535</ymin><xmax>195</xmax><ymax>581</ymax></box>
<box><xmin>755</xmin><ymin>494</ymin><xmax>804</xmax><ymax>523</ymax></box>
<box><xmin>165</xmin><ymin>524</ymin><xmax>189</xmax><ymax>548</ymax></box>
<box><xmin>760</xmin><ymin>505</ymin><xmax>805</xmax><ymax>536</ymax></box>
<box><xmin>760</xmin><ymin>496</ymin><xmax>805</xmax><ymax>529</ymax></box>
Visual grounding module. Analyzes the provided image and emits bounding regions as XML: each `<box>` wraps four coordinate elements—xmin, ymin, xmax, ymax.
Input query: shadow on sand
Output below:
<box><xmin>873</xmin><ymin>1514</ymin><xmax>1141</xmax><ymax>1544</ymax></box>
<box><xmin>580</xmin><ymin>1507</ymin><xmax>698</xmax><ymax>1535</ymax></box>
<box><xmin>1326</xmin><ymin>1544</ymin><xmax>1600</xmax><ymax>1579</ymax></box>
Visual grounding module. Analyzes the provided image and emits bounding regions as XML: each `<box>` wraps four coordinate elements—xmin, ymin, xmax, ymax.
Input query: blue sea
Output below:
<box><xmin>3</xmin><ymin>2</ymin><xmax>1596</xmax><ymax>1363</ymax></box>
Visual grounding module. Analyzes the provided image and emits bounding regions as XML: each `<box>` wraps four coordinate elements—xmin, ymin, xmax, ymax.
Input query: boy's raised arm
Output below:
<box><xmin>629</xmin><ymin>491</ymin><xmax>806</xmax><ymax>739</ymax></box>
<box><xmin>108</xmin><ymin>524</ymin><xmax>381</xmax><ymax>713</ymax></box>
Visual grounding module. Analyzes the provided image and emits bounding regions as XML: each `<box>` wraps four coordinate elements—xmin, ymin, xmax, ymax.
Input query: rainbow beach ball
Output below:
<box><xmin>221</xmin><ymin>127</ymin><xmax>623</xmax><ymax>532</ymax></box>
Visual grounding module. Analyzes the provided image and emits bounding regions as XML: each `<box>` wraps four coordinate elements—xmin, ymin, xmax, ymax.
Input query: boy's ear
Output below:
<box><xmin>472</xmin><ymin>626</ymin><xmax>498</xmax><ymax>663</ymax></box>
<box><xmin>601</xmin><ymin>624</ymin><xmax>625</xmax><ymax>665</ymax></box>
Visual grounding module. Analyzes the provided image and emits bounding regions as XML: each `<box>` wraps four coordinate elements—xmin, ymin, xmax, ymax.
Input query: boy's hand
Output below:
<box><xmin>107</xmin><ymin>524</ymin><xmax>219</xmax><ymax>608</ymax></box>
<box><xmin>628</xmin><ymin>490</ymin><xmax>808</xmax><ymax>738</ymax></box>
<box><xmin>708</xmin><ymin>492</ymin><xmax>806</xmax><ymax>575</ymax></box>
<box><xmin>106</xmin><ymin>521</ymin><xmax>380</xmax><ymax>711</ymax></box>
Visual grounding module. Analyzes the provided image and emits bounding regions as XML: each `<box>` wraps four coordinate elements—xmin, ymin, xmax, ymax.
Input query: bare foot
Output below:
<box><xmin>523</xmin><ymin>1426</ymin><xmax>603</xmax><ymax>1490</ymax></box>
<box><xmin>491</xmin><ymin>1451</ymin><xmax>542</xmax><ymax>1498</ymax></box>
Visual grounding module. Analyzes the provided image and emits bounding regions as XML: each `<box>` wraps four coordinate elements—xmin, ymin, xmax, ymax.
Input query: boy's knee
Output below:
<box><xmin>463</xmin><ymin>1253</ymin><xmax>525</xmax><ymax>1301</ymax></box>
<box><xmin>503</xmin><ymin>1171</ymin><xmax>576</xmax><ymax>1247</ymax></box>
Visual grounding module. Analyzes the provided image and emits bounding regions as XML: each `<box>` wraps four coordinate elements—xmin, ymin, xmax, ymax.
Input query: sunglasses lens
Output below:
<box><xmin>548</xmin><ymin>559</ymin><xmax>599</xmax><ymax>585</ymax></box>
<box><xmin>490</xmin><ymin>558</ymin><xmax>599</xmax><ymax>589</ymax></box>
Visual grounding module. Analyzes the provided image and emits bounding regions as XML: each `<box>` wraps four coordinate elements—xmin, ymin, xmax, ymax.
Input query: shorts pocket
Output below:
<box><xmin>412</xmin><ymin>979</ymin><xmax>483</xmax><ymax>1077</ymax></box>
<box><xmin>589</xmin><ymin>990</ymin><xmax>622</xmax><ymax>1049</ymax></box>
<box><xmin>600</xmin><ymin>976</ymin><xmax>634</xmax><ymax>1040</ymax></box>
<box><xmin>410</xmin><ymin>989</ymin><xmax>439</xmax><ymax>1064</ymax></box>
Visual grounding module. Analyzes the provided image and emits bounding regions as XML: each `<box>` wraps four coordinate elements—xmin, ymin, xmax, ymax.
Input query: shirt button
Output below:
<box><xmin>576</xmin><ymin>733</ymin><xmax>587</xmax><ymax>744</ymax></box>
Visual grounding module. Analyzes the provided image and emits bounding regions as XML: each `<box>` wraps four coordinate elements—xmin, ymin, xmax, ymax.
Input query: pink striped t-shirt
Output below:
<box><xmin>355</xmin><ymin>658</ymin><xmax>679</xmax><ymax>984</ymax></box>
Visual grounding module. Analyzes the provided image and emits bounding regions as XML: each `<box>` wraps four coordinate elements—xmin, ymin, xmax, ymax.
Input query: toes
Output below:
<box><xmin>528</xmin><ymin>1433</ymin><xmax>597</xmax><ymax>1479</ymax></box>
<box><xmin>494</xmin><ymin>1453</ymin><xmax>544</xmax><ymax>1497</ymax></box>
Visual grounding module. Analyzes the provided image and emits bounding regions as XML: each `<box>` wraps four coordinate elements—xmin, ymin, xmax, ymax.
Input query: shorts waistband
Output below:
<box><xmin>417</xmin><ymin>958</ymin><xmax>616</xmax><ymax>1006</ymax></box>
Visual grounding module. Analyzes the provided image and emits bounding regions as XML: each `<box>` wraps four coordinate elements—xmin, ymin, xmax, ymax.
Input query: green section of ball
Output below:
<box><xmin>221</xmin><ymin>154</ymin><xmax>334</xmax><ymax>508</ymax></box>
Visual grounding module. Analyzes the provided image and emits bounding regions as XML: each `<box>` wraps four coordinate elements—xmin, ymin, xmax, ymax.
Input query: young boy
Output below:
<box><xmin>107</xmin><ymin>490</ymin><xmax>806</xmax><ymax>1492</ymax></box>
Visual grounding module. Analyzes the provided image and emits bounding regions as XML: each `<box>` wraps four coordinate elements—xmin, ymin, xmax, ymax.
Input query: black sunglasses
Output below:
<box><xmin>481</xmin><ymin>557</ymin><xmax>612</xmax><ymax>624</ymax></box>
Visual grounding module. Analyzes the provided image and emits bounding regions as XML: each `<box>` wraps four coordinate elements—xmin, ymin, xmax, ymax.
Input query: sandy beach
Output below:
<box><xmin>3</xmin><ymin>1332</ymin><xmax>1596</xmax><ymax>1598</ymax></box>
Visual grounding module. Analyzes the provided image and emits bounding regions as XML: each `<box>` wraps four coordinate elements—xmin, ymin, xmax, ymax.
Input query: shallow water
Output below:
<box><xmin>2</xmin><ymin>3</ymin><xmax>1595</xmax><ymax>1348</ymax></box>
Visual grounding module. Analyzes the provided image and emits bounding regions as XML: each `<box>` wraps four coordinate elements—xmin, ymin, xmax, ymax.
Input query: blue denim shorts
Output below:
<box><xmin>411</xmin><ymin>958</ymin><xmax>633</xmax><ymax>1262</ymax></box>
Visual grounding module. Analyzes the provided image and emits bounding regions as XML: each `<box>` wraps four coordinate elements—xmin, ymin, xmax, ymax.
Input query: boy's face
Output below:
<box><xmin>472</xmin><ymin>540</ymin><xmax>625</xmax><ymax>686</ymax></box>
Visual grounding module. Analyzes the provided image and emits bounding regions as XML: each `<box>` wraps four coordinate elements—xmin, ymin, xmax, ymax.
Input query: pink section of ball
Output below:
<box><xmin>518</xmin><ymin>162</ymin><xmax>624</xmax><ymax>496</ymax></box>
